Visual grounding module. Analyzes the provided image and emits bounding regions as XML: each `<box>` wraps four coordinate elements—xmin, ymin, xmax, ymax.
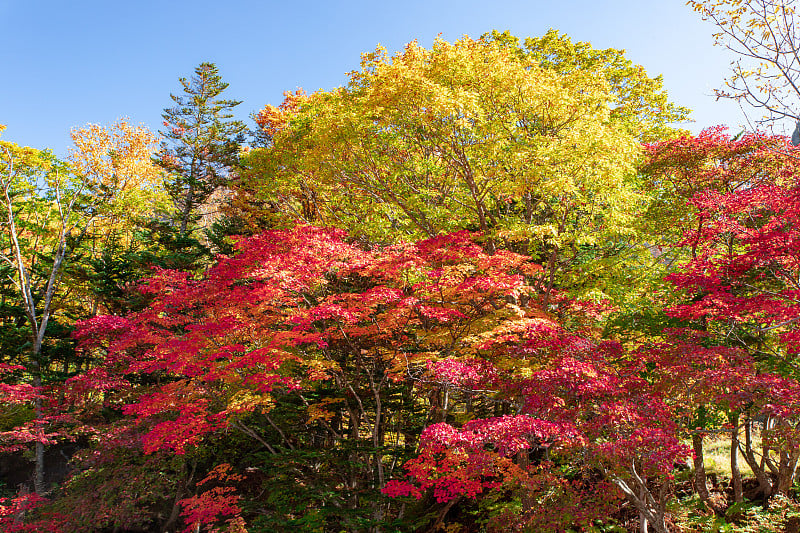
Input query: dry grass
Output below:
<box><xmin>703</xmin><ymin>435</ymin><xmax>755</xmax><ymax>479</ymax></box>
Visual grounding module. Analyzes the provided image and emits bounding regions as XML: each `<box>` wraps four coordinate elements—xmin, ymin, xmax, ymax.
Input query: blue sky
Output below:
<box><xmin>0</xmin><ymin>0</ymin><xmax>753</xmax><ymax>157</ymax></box>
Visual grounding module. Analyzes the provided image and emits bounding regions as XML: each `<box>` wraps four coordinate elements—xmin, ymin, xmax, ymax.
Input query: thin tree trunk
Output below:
<box><xmin>742</xmin><ymin>416</ymin><xmax>773</xmax><ymax>498</ymax></box>
<box><xmin>32</xmin><ymin>372</ymin><xmax>45</xmax><ymax>495</ymax></box>
<box><xmin>516</xmin><ymin>449</ymin><xmax>534</xmax><ymax>510</ymax></box>
<box><xmin>460</xmin><ymin>163</ymin><xmax>495</xmax><ymax>254</ymax></box>
<box><xmin>730</xmin><ymin>412</ymin><xmax>743</xmax><ymax>503</ymax></box>
<box><xmin>524</xmin><ymin>191</ymin><xmax>533</xmax><ymax>224</ymax></box>
<box><xmin>32</xmin><ymin>330</ymin><xmax>45</xmax><ymax>494</ymax></box>
<box><xmin>692</xmin><ymin>432</ymin><xmax>714</xmax><ymax>508</ymax></box>
<box><xmin>542</xmin><ymin>249</ymin><xmax>559</xmax><ymax>305</ymax></box>
<box><xmin>180</xmin><ymin>180</ymin><xmax>195</xmax><ymax>235</ymax></box>
<box><xmin>161</xmin><ymin>460</ymin><xmax>195</xmax><ymax>533</ymax></box>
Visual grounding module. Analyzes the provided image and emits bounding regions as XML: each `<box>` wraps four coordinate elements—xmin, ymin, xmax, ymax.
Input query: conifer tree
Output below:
<box><xmin>156</xmin><ymin>62</ymin><xmax>246</xmax><ymax>235</ymax></box>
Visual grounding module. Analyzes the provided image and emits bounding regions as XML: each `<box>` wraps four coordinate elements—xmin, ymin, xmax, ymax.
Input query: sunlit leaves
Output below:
<box><xmin>239</xmin><ymin>34</ymin><xmax>649</xmax><ymax>252</ymax></box>
<box><xmin>69</xmin><ymin>118</ymin><xmax>168</xmax><ymax>224</ymax></box>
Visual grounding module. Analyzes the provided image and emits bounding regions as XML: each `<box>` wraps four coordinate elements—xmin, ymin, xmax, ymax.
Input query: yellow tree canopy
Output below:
<box><xmin>238</xmin><ymin>34</ymin><xmax>685</xmax><ymax>254</ymax></box>
<box><xmin>69</xmin><ymin>118</ymin><xmax>168</xmax><ymax>231</ymax></box>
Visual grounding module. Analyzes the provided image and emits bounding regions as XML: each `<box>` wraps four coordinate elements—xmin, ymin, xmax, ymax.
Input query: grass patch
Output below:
<box><xmin>704</xmin><ymin>435</ymin><xmax>755</xmax><ymax>479</ymax></box>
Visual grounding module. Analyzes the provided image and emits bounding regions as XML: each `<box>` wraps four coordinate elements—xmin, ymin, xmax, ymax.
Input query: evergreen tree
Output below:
<box><xmin>156</xmin><ymin>62</ymin><xmax>247</xmax><ymax>235</ymax></box>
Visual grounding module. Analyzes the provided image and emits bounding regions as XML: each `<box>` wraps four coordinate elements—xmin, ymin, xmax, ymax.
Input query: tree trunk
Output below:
<box><xmin>742</xmin><ymin>416</ymin><xmax>773</xmax><ymax>499</ymax></box>
<box><xmin>730</xmin><ymin>412</ymin><xmax>743</xmax><ymax>503</ymax></box>
<box><xmin>31</xmin><ymin>336</ymin><xmax>45</xmax><ymax>495</ymax></box>
<box><xmin>692</xmin><ymin>432</ymin><xmax>714</xmax><ymax>509</ymax></box>
<box><xmin>33</xmin><ymin>379</ymin><xmax>45</xmax><ymax>495</ymax></box>
<box><xmin>516</xmin><ymin>449</ymin><xmax>533</xmax><ymax>510</ymax></box>
<box><xmin>161</xmin><ymin>460</ymin><xmax>194</xmax><ymax>533</ymax></box>
<box><xmin>776</xmin><ymin>446</ymin><xmax>799</xmax><ymax>495</ymax></box>
<box><xmin>524</xmin><ymin>191</ymin><xmax>533</xmax><ymax>224</ymax></box>
<box><xmin>612</xmin><ymin>475</ymin><xmax>668</xmax><ymax>533</ymax></box>
<box><xmin>542</xmin><ymin>249</ymin><xmax>559</xmax><ymax>305</ymax></box>
<box><xmin>180</xmin><ymin>180</ymin><xmax>195</xmax><ymax>235</ymax></box>
<box><xmin>639</xmin><ymin>486</ymin><xmax>649</xmax><ymax>533</ymax></box>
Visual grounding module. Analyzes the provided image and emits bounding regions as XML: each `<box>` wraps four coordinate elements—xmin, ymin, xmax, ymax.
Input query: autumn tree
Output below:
<box><xmin>645</xmin><ymin>128</ymin><xmax>800</xmax><ymax>354</ymax></box>
<box><xmin>236</xmin><ymin>33</ymin><xmax>687</xmax><ymax>305</ymax></box>
<box><xmin>0</xmin><ymin>120</ymin><xmax>163</xmax><ymax>494</ymax></box>
<box><xmin>66</xmin><ymin>227</ymin><xmax>543</xmax><ymax>530</ymax></box>
<box><xmin>244</xmin><ymin>36</ymin><xmax>642</xmax><ymax>246</ymax></box>
<box><xmin>605</xmin><ymin>127</ymin><xmax>791</xmax><ymax>344</ymax></box>
<box><xmin>689</xmin><ymin>0</ymin><xmax>800</xmax><ymax>126</ymax></box>
<box><xmin>156</xmin><ymin>62</ymin><xmax>247</xmax><ymax>236</ymax></box>
<box><xmin>67</xmin><ymin>119</ymin><xmax>168</xmax><ymax>315</ymax></box>
<box><xmin>648</xmin><ymin>128</ymin><xmax>800</xmax><ymax>501</ymax></box>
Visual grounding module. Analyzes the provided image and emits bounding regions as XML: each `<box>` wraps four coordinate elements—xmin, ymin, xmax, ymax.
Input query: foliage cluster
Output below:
<box><xmin>4</xmin><ymin>23</ymin><xmax>800</xmax><ymax>533</ymax></box>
